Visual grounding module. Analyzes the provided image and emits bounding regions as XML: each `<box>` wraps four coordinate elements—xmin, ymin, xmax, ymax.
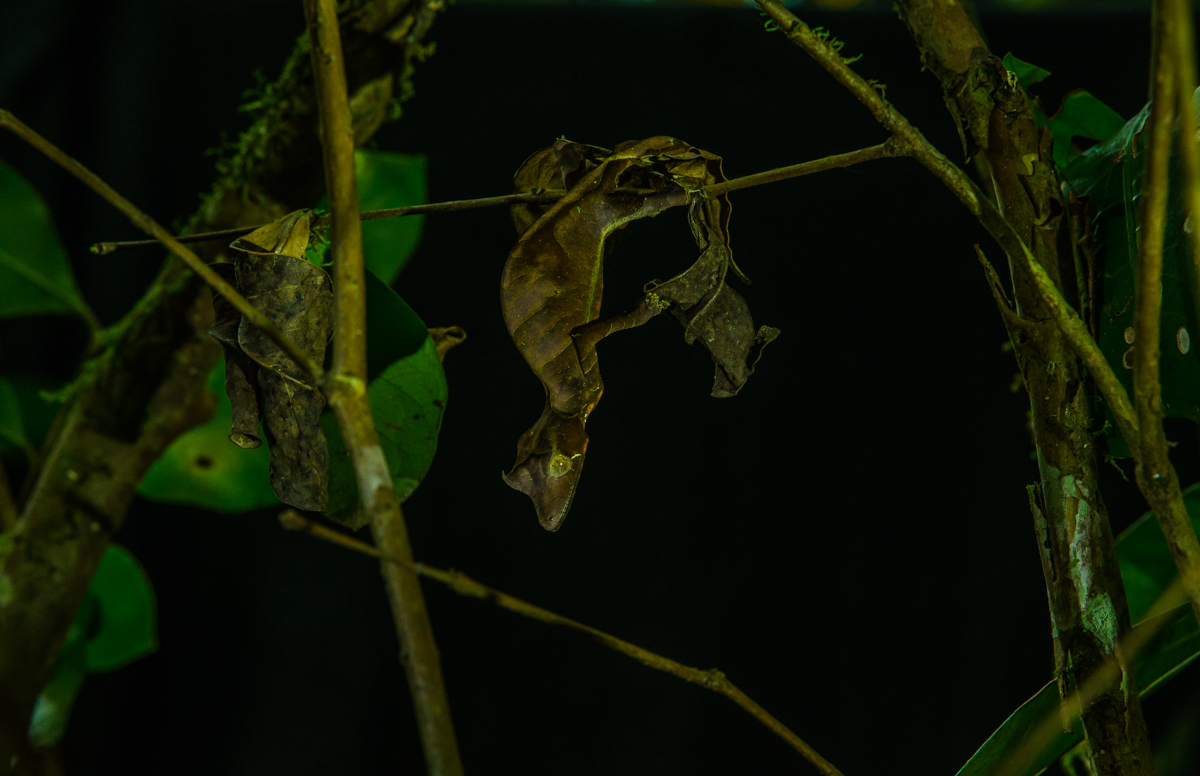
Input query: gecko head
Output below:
<box><xmin>502</xmin><ymin>403</ymin><xmax>588</xmax><ymax>531</ymax></box>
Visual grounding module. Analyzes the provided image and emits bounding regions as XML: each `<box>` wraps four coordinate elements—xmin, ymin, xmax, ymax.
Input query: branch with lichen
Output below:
<box><xmin>756</xmin><ymin>0</ymin><xmax>1162</xmax><ymax>771</ymax></box>
<box><xmin>303</xmin><ymin>0</ymin><xmax>463</xmax><ymax>772</ymax></box>
<box><xmin>0</xmin><ymin>0</ymin><xmax>444</xmax><ymax>770</ymax></box>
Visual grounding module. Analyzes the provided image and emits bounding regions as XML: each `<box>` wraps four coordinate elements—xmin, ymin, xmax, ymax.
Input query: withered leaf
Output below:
<box><xmin>205</xmin><ymin>209</ymin><xmax>333</xmax><ymax>512</ymax></box>
<box><xmin>208</xmin><ymin>263</ymin><xmax>262</xmax><ymax>449</ymax></box>
<box><xmin>501</xmin><ymin>137</ymin><xmax>777</xmax><ymax>532</ymax></box>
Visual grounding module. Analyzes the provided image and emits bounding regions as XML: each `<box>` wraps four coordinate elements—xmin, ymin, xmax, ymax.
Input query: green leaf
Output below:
<box><xmin>325</xmin><ymin>270</ymin><xmax>446</xmax><ymax>526</ymax></box>
<box><xmin>0</xmin><ymin>158</ymin><xmax>91</xmax><ymax>321</ymax></box>
<box><xmin>954</xmin><ymin>488</ymin><xmax>1200</xmax><ymax>776</ymax></box>
<box><xmin>1062</xmin><ymin>100</ymin><xmax>1200</xmax><ymax>457</ymax></box>
<box><xmin>138</xmin><ymin>355</ymin><xmax>280</xmax><ymax>512</ymax></box>
<box><xmin>310</xmin><ymin>151</ymin><xmax>427</xmax><ymax>281</ymax></box>
<box><xmin>0</xmin><ymin>378</ymin><xmax>31</xmax><ymax>457</ymax></box>
<box><xmin>28</xmin><ymin>605</ymin><xmax>90</xmax><ymax>747</ymax></box>
<box><xmin>1002</xmin><ymin>53</ymin><xmax>1051</xmax><ymax>89</ymax></box>
<box><xmin>29</xmin><ymin>544</ymin><xmax>156</xmax><ymax>746</ymax></box>
<box><xmin>84</xmin><ymin>544</ymin><xmax>157</xmax><ymax>671</ymax></box>
<box><xmin>357</xmin><ymin>150</ymin><xmax>428</xmax><ymax>283</ymax></box>
<box><xmin>1046</xmin><ymin>91</ymin><xmax>1127</xmax><ymax>170</ymax></box>
<box><xmin>0</xmin><ymin>377</ymin><xmax>61</xmax><ymax>463</ymax></box>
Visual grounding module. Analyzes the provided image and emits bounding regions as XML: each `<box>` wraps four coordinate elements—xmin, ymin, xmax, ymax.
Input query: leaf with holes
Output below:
<box><xmin>1062</xmin><ymin>100</ymin><xmax>1200</xmax><ymax>458</ymax></box>
<box><xmin>323</xmin><ymin>270</ymin><xmax>446</xmax><ymax>530</ymax></box>
<box><xmin>0</xmin><ymin>159</ymin><xmax>91</xmax><ymax>321</ymax></box>
<box><xmin>138</xmin><ymin>354</ymin><xmax>280</xmax><ymax>512</ymax></box>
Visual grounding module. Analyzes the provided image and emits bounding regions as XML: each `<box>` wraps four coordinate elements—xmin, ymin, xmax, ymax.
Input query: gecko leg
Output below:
<box><xmin>571</xmin><ymin>293</ymin><xmax>668</xmax><ymax>374</ymax></box>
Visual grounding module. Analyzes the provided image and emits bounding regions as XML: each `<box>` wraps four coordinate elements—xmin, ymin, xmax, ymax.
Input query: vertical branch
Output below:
<box><xmin>1136</xmin><ymin>0</ymin><xmax>1200</xmax><ymax>625</ymax></box>
<box><xmin>303</xmin><ymin>1</ymin><xmax>464</xmax><ymax>774</ymax></box>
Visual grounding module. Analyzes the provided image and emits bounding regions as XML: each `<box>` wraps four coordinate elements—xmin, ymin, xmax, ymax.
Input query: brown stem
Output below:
<box><xmin>304</xmin><ymin>1</ymin><xmax>462</xmax><ymax>774</ymax></box>
<box><xmin>1134</xmin><ymin>0</ymin><xmax>1200</xmax><ymax>625</ymax></box>
<box><xmin>0</xmin><ymin>111</ymin><xmax>322</xmax><ymax>384</ymax></box>
<box><xmin>279</xmin><ymin>511</ymin><xmax>845</xmax><ymax>776</ymax></box>
<box><xmin>89</xmin><ymin>143</ymin><xmax>898</xmax><ymax>254</ymax></box>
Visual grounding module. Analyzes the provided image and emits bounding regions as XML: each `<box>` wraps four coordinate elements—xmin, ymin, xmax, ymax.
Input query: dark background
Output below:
<box><xmin>2</xmin><ymin>1</ymin><xmax>1199</xmax><ymax>774</ymax></box>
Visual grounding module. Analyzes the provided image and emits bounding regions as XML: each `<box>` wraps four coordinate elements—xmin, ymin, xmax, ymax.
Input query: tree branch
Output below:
<box><xmin>1133</xmin><ymin>0</ymin><xmax>1200</xmax><ymax>626</ymax></box>
<box><xmin>304</xmin><ymin>0</ymin><xmax>462</xmax><ymax>773</ymax></box>
<box><xmin>278</xmin><ymin>510</ymin><xmax>845</xmax><ymax>776</ymax></box>
<box><xmin>756</xmin><ymin>0</ymin><xmax>1161</xmax><ymax>771</ymax></box>
<box><xmin>0</xmin><ymin>112</ymin><xmax>324</xmax><ymax>384</ymax></box>
<box><xmin>0</xmin><ymin>0</ymin><xmax>445</xmax><ymax>770</ymax></box>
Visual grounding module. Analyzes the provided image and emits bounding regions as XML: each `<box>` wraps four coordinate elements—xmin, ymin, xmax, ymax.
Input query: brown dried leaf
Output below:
<box><xmin>231</xmin><ymin>209</ymin><xmax>312</xmax><ymax>259</ymax></box>
<box><xmin>205</xmin><ymin>210</ymin><xmax>334</xmax><ymax>511</ymax></box>
<box><xmin>259</xmin><ymin>369</ymin><xmax>328</xmax><ymax>511</ymax></box>
<box><xmin>502</xmin><ymin>136</ymin><xmax>776</xmax><ymax>531</ymax></box>
<box><xmin>428</xmin><ymin>326</ymin><xmax>467</xmax><ymax>362</ymax></box>
<box><xmin>207</xmin><ymin>263</ymin><xmax>262</xmax><ymax>449</ymax></box>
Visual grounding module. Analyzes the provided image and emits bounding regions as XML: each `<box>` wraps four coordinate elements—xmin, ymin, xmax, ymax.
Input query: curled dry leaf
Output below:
<box><xmin>428</xmin><ymin>326</ymin><xmax>467</xmax><ymax>362</ymax></box>
<box><xmin>206</xmin><ymin>210</ymin><xmax>333</xmax><ymax>511</ymax></box>
<box><xmin>502</xmin><ymin>137</ymin><xmax>779</xmax><ymax>531</ymax></box>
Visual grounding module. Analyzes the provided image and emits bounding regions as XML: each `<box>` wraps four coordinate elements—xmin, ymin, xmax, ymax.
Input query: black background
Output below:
<box><xmin>2</xmin><ymin>1</ymin><xmax>1199</xmax><ymax>774</ymax></box>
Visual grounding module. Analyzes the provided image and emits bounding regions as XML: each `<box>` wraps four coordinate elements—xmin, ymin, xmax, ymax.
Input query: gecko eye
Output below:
<box><xmin>547</xmin><ymin>452</ymin><xmax>575</xmax><ymax>479</ymax></box>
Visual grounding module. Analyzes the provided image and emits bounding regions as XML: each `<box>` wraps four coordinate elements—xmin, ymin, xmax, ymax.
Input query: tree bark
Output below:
<box><xmin>897</xmin><ymin>2</ymin><xmax>1156</xmax><ymax>774</ymax></box>
<box><xmin>0</xmin><ymin>1</ymin><xmax>443</xmax><ymax>771</ymax></box>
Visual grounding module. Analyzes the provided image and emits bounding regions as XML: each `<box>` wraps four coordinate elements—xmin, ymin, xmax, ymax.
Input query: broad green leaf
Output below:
<box><xmin>138</xmin><ymin>355</ymin><xmax>280</xmax><ymax>512</ymax></box>
<box><xmin>1045</xmin><ymin>91</ymin><xmax>1127</xmax><ymax>170</ymax></box>
<box><xmin>955</xmin><ymin>489</ymin><xmax>1200</xmax><ymax>776</ymax></box>
<box><xmin>956</xmin><ymin>605</ymin><xmax>1200</xmax><ymax>776</ymax></box>
<box><xmin>84</xmin><ymin>544</ymin><xmax>157</xmax><ymax>671</ymax></box>
<box><xmin>1117</xmin><ymin>482</ymin><xmax>1200</xmax><ymax>623</ymax></box>
<box><xmin>324</xmin><ymin>270</ymin><xmax>446</xmax><ymax>526</ymax></box>
<box><xmin>1002</xmin><ymin>53</ymin><xmax>1051</xmax><ymax>89</ymax></box>
<box><xmin>310</xmin><ymin>151</ymin><xmax>427</xmax><ymax>281</ymax></box>
<box><xmin>29</xmin><ymin>544</ymin><xmax>156</xmax><ymax>746</ymax></box>
<box><xmin>28</xmin><ymin>601</ymin><xmax>91</xmax><ymax>747</ymax></box>
<box><xmin>357</xmin><ymin>150</ymin><xmax>427</xmax><ymax>283</ymax></box>
<box><xmin>0</xmin><ymin>378</ymin><xmax>31</xmax><ymax>456</ymax></box>
<box><xmin>0</xmin><ymin>159</ymin><xmax>90</xmax><ymax>320</ymax></box>
<box><xmin>1061</xmin><ymin>99</ymin><xmax>1200</xmax><ymax>458</ymax></box>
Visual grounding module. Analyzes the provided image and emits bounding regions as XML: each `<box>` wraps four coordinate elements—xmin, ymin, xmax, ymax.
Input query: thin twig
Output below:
<box><xmin>303</xmin><ymin>1</ymin><xmax>463</xmax><ymax>774</ymax></box>
<box><xmin>0</xmin><ymin>110</ymin><xmax>323</xmax><ymax>384</ymax></box>
<box><xmin>89</xmin><ymin>143</ymin><xmax>897</xmax><ymax>254</ymax></box>
<box><xmin>278</xmin><ymin>510</ymin><xmax>846</xmax><ymax>776</ymax></box>
<box><xmin>1133</xmin><ymin>0</ymin><xmax>1200</xmax><ymax>625</ymax></box>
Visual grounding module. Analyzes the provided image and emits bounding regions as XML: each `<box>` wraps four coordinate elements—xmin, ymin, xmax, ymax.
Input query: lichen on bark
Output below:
<box><xmin>896</xmin><ymin>1</ymin><xmax>1155</xmax><ymax>773</ymax></box>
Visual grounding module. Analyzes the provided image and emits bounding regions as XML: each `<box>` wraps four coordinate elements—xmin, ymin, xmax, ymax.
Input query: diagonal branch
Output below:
<box><xmin>754</xmin><ymin>0</ymin><xmax>1140</xmax><ymax>453</ymax></box>
<box><xmin>279</xmin><ymin>510</ymin><xmax>846</xmax><ymax>776</ymax></box>
<box><xmin>303</xmin><ymin>0</ymin><xmax>463</xmax><ymax>773</ymax></box>
<box><xmin>0</xmin><ymin>112</ymin><xmax>323</xmax><ymax>384</ymax></box>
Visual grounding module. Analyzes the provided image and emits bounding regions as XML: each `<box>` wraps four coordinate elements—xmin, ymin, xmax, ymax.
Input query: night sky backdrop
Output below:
<box><xmin>2</xmin><ymin>2</ymin><xmax>1199</xmax><ymax>774</ymax></box>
